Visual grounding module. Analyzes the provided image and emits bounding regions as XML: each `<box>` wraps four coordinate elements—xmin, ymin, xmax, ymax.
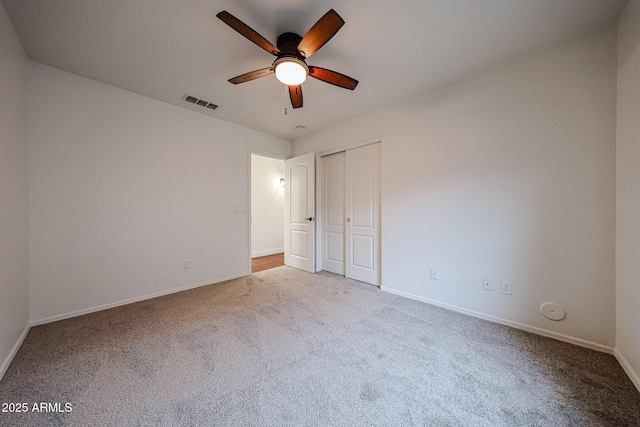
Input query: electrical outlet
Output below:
<box><xmin>483</xmin><ymin>278</ymin><xmax>493</xmax><ymax>291</ymax></box>
<box><xmin>184</xmin><ymin>259</ymin><xmax>191</xmax><ymax>269</ymax></box>
<box><xmin>501</xmin><ymin>280</ymin><xmax>512</xmax><ymax>295</ymax></box>
<box><xmin>430</xmin><ymin>268</ymin><xmax>438</xmax><ymax>280</ymax></box>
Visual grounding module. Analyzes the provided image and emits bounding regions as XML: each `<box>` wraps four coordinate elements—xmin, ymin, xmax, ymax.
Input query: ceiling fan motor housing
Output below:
<box><xmin>273</xmin><ymin>32</ymin><xmax>309</xmax><ymax>86</ymax></box>
<box><xmin>276</xmin><ymin>32</ymin><xmax>305</xmax><ymax>60</ymax></box>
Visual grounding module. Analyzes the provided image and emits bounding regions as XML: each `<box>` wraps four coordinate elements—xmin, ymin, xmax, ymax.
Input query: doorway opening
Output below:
<box><xmin>252</xmin><ymin>252</ymin><xmax>285</xmax><ymax>273</ymax></box>
<box><xmin>250</xmin><ymin>154</ymin><xmax>285</xmax><ymax>273</ymax></box>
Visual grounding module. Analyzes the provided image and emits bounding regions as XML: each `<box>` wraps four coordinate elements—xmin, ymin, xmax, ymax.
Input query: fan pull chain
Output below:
<box><xmin>284</xmin><ymin>85</ymin><xmax>288</xmax><ymax>115</ymax></box>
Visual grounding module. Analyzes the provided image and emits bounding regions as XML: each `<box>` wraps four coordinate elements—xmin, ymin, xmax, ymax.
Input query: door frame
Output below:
<box><xmin>247</xmin><ymin>149</ymin><xmax>287</xmax><ymax>275</ymax></box>
<box><xmin>318</xmin><ymin>136</ymin><xmax>382</xmax><ymax>157</ymax></box>
<box><xmin>317</xmin><ymin>136</ymin><xmax>382</xmax><ymax>280</ymax></box>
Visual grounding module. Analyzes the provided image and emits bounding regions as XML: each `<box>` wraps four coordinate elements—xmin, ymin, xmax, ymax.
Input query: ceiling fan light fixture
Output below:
<box><xmin>273</xmin><ymin>57</ymin><xmax>308</xmax><ymax>86</ymax></box>
<box><xmin>217</xmin><ymin>10</ymin><xmax>357</xmax><ymax>109</ymax></box>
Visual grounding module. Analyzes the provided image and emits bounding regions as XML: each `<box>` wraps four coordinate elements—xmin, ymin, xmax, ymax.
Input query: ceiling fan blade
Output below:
<box><xmin>289</xmin><ymin>85</ymin><xmax>303</xmax><ymax>109</ymax></box>
<box><xmin>217</xmin><ymin>11</ymin><xmax>280</xmax><ymax>56</ymax></box>
<box><xmin>308</xmin><ymin>67</ymin><xmax>358</xmax><ymax>90</ymax></box>
<box><xmin>297</xmin><ymin>9</ymin><xmax>344</xmax><ymax>59</ymax></box>
<box><xmin>228</xmin><ymin>67</ymin><xmax>274</xmax><ymax>84</ymax></box>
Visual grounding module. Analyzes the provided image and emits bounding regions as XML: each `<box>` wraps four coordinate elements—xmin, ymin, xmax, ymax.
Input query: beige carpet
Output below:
<box><xmin>1</xmin><ymin>266</ymin><xmax>639</xmax><ymax>426</ymax></box>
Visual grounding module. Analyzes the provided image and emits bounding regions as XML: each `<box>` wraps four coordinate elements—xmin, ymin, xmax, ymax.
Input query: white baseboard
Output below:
<box><xmin>0</xmin><ymin>323</ymin><xmax>31</xmax><ymax>381</ymax></box>
<box><xmin>30</xmin><ymin>273</ymin><xmax>248</xmax><ymax>327</ymax></box>
<box><xmin>252</xmin><ymin>248</ymin><xmax>284</xmax><ymax>258</ymax></box>
<box><xmin>614</xmin><ymin>348</ymin><xmax>640</xmax><ymax>393</ymax></box>
<box><xmin>381</xmin><ymin>286</ymin><xmax>614</xmax><ymax>355</ymax></box>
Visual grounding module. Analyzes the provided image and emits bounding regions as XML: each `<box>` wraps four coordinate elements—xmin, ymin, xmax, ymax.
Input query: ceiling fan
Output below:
<box><xmin>217</xmin><ymin>9</ymin><xmax>358</xmax><ymax>109</ymax></box>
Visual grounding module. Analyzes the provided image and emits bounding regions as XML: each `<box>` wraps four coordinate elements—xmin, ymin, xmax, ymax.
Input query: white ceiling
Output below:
<box><xmin>2</xmin><ymin>0</ymin><xmax>627</xmax><ymax>141</ymax></box>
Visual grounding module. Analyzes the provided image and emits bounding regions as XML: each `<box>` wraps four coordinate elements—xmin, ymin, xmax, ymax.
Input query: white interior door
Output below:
<box><xmin>285</xmin><ymin>152</ymin><xmax>316</xmax><ymax>273</ymax></box>
<box><xmin>321</xmin><ymin>152</ymin><xmax>345</xmax><ymax>275</ymax></box>
<box><xmin>345</xmin><ymin>143</ymin><xmax>381</xmax><ymax>285</ymax></box>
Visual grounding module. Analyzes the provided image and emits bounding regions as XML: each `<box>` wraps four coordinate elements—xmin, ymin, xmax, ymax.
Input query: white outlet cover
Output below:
<box><xmin>540</xmin><ymin>302</ymin><xmax>566</xmax><ymax>321</ymax></box>
<box><xmin>483</xmin><ymin>278</ymin><xmax>493</xmax><ymax>291</ymax></box>
<box><xmin>430</xmin><ymin>268</ymin><xmax>438</xmax><ymax>280</ymax></box>
<box><xmin>501</xmin><ymin>280</ymin><xmax>512</xmax><ymax>295</ymax></box>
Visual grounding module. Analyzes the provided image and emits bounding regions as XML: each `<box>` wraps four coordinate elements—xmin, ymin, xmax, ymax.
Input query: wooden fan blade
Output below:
<box><xmin>289</xmin><ymin>85</ymin><xmax>303</xmax><ymax>109</ymax></box>
<box><xmin>308</xmin><ymin>67</ymin><xmax>358</xmax><ymax>90</ymax></box>
<box><xmin>217</xmin><ymin>11</ymin><xmax>280</xmax><ymax>56</ymax></box>
<box><xmin>297</xmin><ymin>9</ymin><xmax>344</xmax><ymax>59</ymax></box>
<box><xmin>228</xmin><ymin>67</ymin><xmax>274</xmax><ymax>84</ymax></box>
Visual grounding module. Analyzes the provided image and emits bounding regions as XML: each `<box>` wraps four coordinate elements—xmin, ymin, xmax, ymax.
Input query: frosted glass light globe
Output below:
<box><xmin>274</xmin><ymin>58</ymin><xmax>308</xmax><ymax>86</ymax></box>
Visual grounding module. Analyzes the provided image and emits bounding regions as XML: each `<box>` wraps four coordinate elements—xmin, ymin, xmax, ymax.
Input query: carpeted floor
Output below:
<box><xmin>1</xmin><ymin>266</ymin><xmax>639</xmax><ymax>426</ymax></box>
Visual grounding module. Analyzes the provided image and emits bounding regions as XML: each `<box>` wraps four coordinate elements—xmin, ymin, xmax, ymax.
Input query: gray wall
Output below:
<box><xmin>294</xmin><ymin>25</ymin><xmax>617</xmax><ymax>350</ymax></box>
<box><xmin>0</xmin><ymin>1</ymin><xmax>29</xmax><ymax>378</ymax></box>
<box><xmin>27</xmin><ymin>63</ymin><xmax>290</xmax><ymax>323</ymax></box>
<box><xmin>616</xmin><ymin>0</ymin><xmax>640</xmax><ymax>391</ymax></box>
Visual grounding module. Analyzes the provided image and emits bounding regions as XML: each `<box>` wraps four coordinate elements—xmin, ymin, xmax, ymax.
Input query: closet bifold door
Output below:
<box><xmin>345</xmin><ymin>143</ymin><xmax>380</xmax><ymax>286</ymax></box>
<box><xmin>321</xmin><ymin>151</ymin><xmax>346</xmax><ymax>275</ymax></box>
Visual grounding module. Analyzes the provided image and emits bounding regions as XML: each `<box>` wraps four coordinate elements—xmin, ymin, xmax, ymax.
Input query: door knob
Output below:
<box><xmin>305</xmin><ymin>217</ymin><xmax>314</xmax><ymax>221</ymax></box>
<box><xmin>347</xmin><ymin>218</ymin><xmax>351</xmax><ymax>222</ymax></box>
